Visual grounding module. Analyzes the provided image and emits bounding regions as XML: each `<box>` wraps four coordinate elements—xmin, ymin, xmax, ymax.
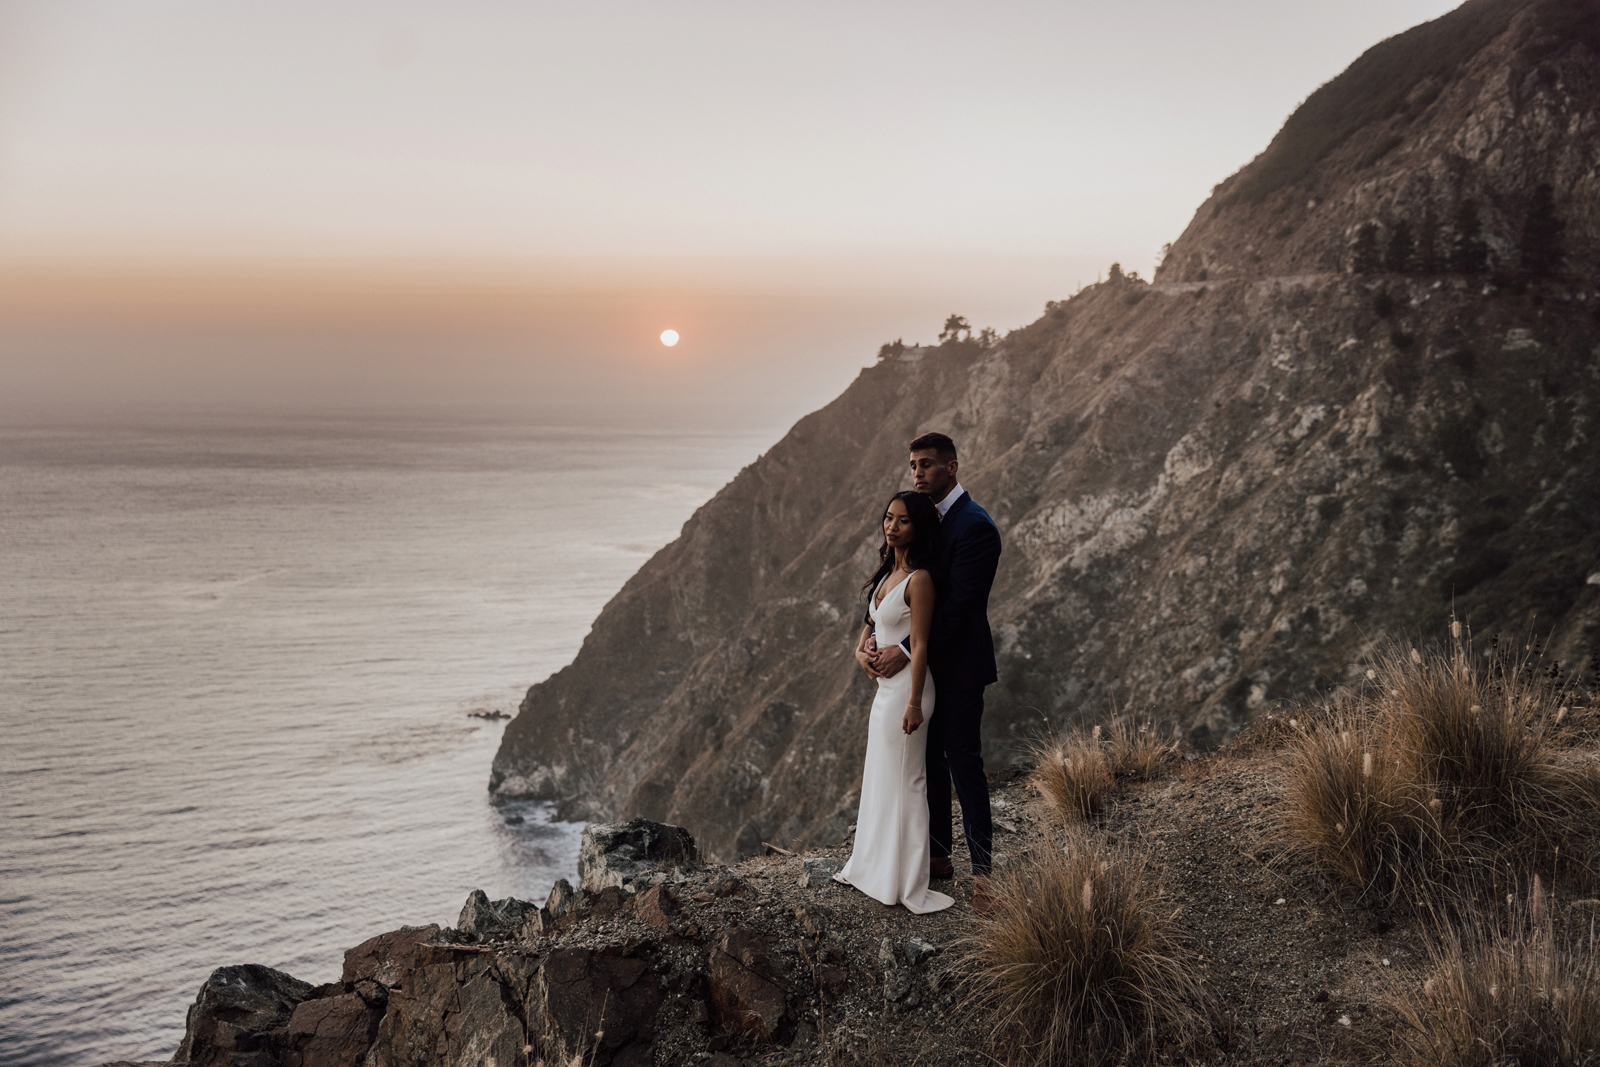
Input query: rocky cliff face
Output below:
<box><xmin>493</xmin><ymin>0</ymin><xmax>1600</xmax><ymax>861</ymax></box>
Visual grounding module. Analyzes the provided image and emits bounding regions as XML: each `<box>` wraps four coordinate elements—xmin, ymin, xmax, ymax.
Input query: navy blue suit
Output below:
<box><xmin>904</xmin><ymin>490</ymin><xmax>1002</xmax><ymax>875</ymax></box>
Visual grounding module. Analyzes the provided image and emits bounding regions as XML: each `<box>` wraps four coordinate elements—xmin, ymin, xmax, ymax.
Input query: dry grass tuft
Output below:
<box><xmin>1104</xmin><ymin>717</ymin><xmax>1180</xmax><ymax>780</ymax></box>
<box><xmin>965</xmin><ymin>834</ymin><xmax>1218</xmax><ymax>1066</ymax></box>
<box><xmin>1030</xmin><ymin>718</ymin><xmax>1180</xmax><ymax>823</ymax></box>
<box><xmin>1279</xmin><ymin>635</ymin><xmax>1600</xmax><ymax>901</ymax></box>
<box><xmin>1378</xmin><ymin>642</ymin><xmax>1599</xmax><ymax>854</ymax></box>
<box><xmin>1031</xmin><ymin>731</ymin><xmax>1115</xmax><ymax>822</ymax></box>
<box><xmin>1390</xmin><ymin>880</ymin><xmax>1600</xmax><ymax>1066</ymax></box>
<box><xmin>1280</xmin><ymin>716</ymin><xmax>1450</xmax><ymax>901</ymax></box>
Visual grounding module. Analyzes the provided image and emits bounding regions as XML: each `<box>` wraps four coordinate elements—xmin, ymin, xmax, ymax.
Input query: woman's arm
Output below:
<box><xmin>903</xmin><ymin>570</ymin><xmax>935</xmax><ymax>734</ymax></box>
<box><xmin>854</xmin><ymin>623</ymin><xmax>882</xmax><ymax>678</ymax></box>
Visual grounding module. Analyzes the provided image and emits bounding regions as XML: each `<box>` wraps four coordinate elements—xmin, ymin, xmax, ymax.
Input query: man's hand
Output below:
<box><xmin>872</xmin><ymin>643</ymin><xmax>909</xmax><ymax>678</ymax></box>
<box><xmin>855</xmin><ymin>646</ymin><xmax>885</xmax><ymax>678</ymax></box>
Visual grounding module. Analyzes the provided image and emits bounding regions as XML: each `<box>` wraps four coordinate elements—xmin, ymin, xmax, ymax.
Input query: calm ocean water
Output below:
<box><xmin>0</xmin><ymin>411</ymin><xmax>771</xmax><ymax>1067</ymax></box>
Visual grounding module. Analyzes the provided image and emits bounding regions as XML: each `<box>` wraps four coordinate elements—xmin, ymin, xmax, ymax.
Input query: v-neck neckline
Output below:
<box><xmin>873</xmin><ymin>570</ymin><xmax>913</xmax><ymax>611</ymax></box>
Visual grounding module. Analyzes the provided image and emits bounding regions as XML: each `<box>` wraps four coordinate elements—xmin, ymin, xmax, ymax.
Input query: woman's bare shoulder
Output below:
<box><xmin>907</xmin><ymin>568</ymin><xmax>935</xmax><ymax>597</ymax></box>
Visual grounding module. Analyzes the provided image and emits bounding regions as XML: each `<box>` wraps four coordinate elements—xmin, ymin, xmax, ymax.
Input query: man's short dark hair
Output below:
<box><xmin>908</xmin><ymin>432</ymin><xmax>957</xmax><ymax>462</ymax></box>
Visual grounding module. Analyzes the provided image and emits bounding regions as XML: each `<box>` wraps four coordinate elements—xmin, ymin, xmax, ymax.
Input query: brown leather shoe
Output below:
<box><xmin>929</xmin><ymin>856</ymin><xmax>954</xmax><ymax>880</ymax></box>
<box><xmin>972</xmin><ymin>875</ymin><xmax>995</xmax><ymax>915</ymax></box>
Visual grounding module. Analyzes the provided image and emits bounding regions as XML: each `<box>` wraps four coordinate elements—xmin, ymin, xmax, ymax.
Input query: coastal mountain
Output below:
<box><xmin>494</xmin><ymin>0</ymin><xmax>1600</xmax><ymax>861</ymax></box>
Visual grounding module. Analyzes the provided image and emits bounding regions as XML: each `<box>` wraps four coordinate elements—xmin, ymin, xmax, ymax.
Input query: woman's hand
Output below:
<box><xmin>855</xmin><ymin>647</ymin><xmax>882</xmax><ymax>678</ymax></box>
<box><xmin>902</xmin><ymin>703</ymin><xmax>924</xmax><ymax>735</ymax></box>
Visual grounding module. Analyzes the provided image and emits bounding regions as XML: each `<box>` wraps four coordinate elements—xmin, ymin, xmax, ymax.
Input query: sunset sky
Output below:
<box><xmin>1</xmin><ymin>0</ymin><xmax>1458</xmax><ymax>424</ymax></box>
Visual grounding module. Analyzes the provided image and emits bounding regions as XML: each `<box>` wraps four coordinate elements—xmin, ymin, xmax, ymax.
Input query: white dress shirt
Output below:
<box><xmin>934</xmin><ymin>483</ymin><xmax>965</xmax><ymax>518</ymax></box>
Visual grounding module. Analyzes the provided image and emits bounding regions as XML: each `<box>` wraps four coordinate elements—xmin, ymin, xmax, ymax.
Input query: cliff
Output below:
<box><xmin>493</xmin><ymin>0</ymin><xmax>1600</xmax><ymax>861</ymax></box>
<box><xmin>99</xmin><ymin>712</ymin><xmax>1600</xmax><ymax>1067</ymax></box>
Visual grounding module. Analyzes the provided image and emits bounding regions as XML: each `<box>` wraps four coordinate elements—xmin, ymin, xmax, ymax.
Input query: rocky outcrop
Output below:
<box><xmin>104</xmin><ymin>813</ymin><xmax>987</xmax><ymax>1067</ymax></box>
<box><xmin>579</xmin><ymin>817</ymin><xmax>701</xmax><ymax>892</ymax></box>
<box><xmin>173</xmin><ymin>965</ymin><xmax>315</xmax><ymax>1067</ymax></box>
<box><xmin>492</xmin><ymin>0</ymin><xmax>1600</xmax><ymax>861</ymax></box>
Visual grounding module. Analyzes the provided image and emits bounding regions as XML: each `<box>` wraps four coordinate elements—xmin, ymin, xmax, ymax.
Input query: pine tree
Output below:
<box><xmin>1520</xmin><ymin>183</ymin><xmax>1565</xmax><ymax>275</ymax></box>
<box><xmin>1384</xmin><ymin>219</ymin><xmax>1416</xmax><ymax>273</ymax></box>
<box><xmin>1351</xmin><ymin>223</ymin><xmax>1381</xmax><ymax>274</ymax></box>
<box><xmin>938</xmin><ymin>315</ymin><xmax>970</xmax><ymax>344</ymax></box>
<box><xmin>1107</xmin><ymin>262</ymin><xmax>1125</xmax><ymax>284</ymax></box>
<box><xmin>1451</xmin><ymin>200</ymin><xmax>1490</xmax><ymax>273</ymax></box>
<box><xmin>1418</xmin><ymin>207</ymin><xmax>1441</xmax><ymax>273</ymax></box>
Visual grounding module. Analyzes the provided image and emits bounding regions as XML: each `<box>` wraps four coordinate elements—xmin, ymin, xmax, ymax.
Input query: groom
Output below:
<box><xmin>873</xmin><ymin>432</ymin><xmax>1002</xmax><ymax>912</ymax></box>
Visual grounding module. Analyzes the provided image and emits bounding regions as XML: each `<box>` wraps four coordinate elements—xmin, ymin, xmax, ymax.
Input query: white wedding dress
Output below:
<box><xmin>833</xmin><ymin>572</ymin><xmax>955</xmax><ymax>914</ymax></box>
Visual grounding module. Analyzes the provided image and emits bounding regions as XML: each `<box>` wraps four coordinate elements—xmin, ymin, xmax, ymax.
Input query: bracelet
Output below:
<box><xmin>908</xmin><ymin>703</ymin><xmax>922</xmax><ymax>709</ymax></box>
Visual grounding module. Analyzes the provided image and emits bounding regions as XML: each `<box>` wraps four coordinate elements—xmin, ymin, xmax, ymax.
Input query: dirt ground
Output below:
<box><xmin>546</xmin><ymin>715</ymin><xmax>1600</xmax><ymax>1067</ymax></box>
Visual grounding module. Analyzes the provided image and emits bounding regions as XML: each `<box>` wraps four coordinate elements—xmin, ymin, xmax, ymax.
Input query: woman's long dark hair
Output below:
<box><xmin>863</xmin><ymin>490</ymin><xmax>941</xmax><ymax>623</ymax></box>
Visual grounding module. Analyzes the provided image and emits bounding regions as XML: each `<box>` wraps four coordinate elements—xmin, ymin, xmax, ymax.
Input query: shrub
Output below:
<box><xmin>966</xmin><ymin>836</ymin><xmax>1217</xmax><ymax>1066</ymax></box>
<box><xmin>1451</xmin><ymin>200</ymin><xmax>1491</xmax><ymax>273</ymax></box>
<box><xmin>1104</xmin><ymin>718</ymin><xmax>1180</xmax><ymax>780</ymax></box>
<box><xmin>1031</xmin><ymin>731</ymin><xmax>1114</xmax><ymax>821</ymax></box>
<box><xmin>1520</xmin><ymin>183</ymin><xmax>1565</xmax><ymax>276</ymax></box>
<box><xmin>1386</xmin><ymin>218</ymin><xmax>1417</xmax><ymax>273</ymax></box>
<box><xmin>1352</xmin><ymin>223</ymin><xmax>1381</xmax><ymax>274</ymax></box>
<box><xmin>1377</xmin><ymin>641</ymin><xmax>1599</xmax><ymax>856</ymax></box>
<box><xmin>1278</xmin><ymin>637</ymin><xmax>1600</xmax><ymax>901</ymax></box>
<box><xmin>1281</xmin><ymin>715</ymin><xmax>1451</xmax><ymax>902</ymax></box>
<box><xmin>1390</xmin><ymin>879</ymin><xmax>1600</xmax><ymax>1066</ymax></box>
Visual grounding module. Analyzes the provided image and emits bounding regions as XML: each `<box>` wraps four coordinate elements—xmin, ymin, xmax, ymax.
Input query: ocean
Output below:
<box><xmin>0</xmin><ymin>411</ymin><xmax>773</xmax><ymax>1066</ymax></box>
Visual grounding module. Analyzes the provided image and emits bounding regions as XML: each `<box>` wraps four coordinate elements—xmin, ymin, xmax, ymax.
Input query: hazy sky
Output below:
<box><xmin>0</xmin><ymin>0</ymin><xmax>1459</xmax><ymax>422</ymax></box>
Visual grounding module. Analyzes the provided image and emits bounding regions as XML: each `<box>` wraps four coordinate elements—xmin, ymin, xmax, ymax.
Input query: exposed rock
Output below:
<box><xmin>173</xmin><ymin>964</ymin><xmax>315</xmax><ymax>1067</ymax></box>
<box><xmin>545</xmin><ymin>877</ymin><xmax>578</xmax><ymax>920</ymax></box>
<box><xmin>707</xmin><ymin>927</ymin><xmax>787</xmax><ymax>1042</ymax></box>
<box><xmin>532</xmin><ymin>945</ymin><xmax>664</xmax><ymax>1066</ymax></box>
<box><xmin>341</xmin><ymin>926</ymin><xmax>439</xmax><ymax>989</ymax></box>
<box><xmin>578</xmin><ymin>817</ymin><xmax>700</xmax><ymax>892</ymax></box>
<box><xmin>874</xmin><ymin>938</ymin><xmax>924</xmax><ymax>1011</ymax></box>
<box><xmin>797</xmin><ymin>856</ymin><xmax>840</xmax><ymax>888</ymax></box>
<box><xmin>365</xmin><ymin>941</ymin><xmax>533</xmax><ymax>1067</ymax></box>
<box><xmin>282</xmin><ymin>989</ymin><xmax>383</xmax><ymax>1067</ymax></box>
<box><xmin>903</xmin><ymin>936</ymin><xmax>939</xmax><ymax>967</ymax></box>
<box><xmin>631</xmin><ymin>883</ymin><xmax>679</xmax><ymax>931</ymax></box>
<box><xmin>492</xmin><ymin>0</ymin><xmax>1600</xmax><ymax>862</ymax></box>
<box><xmin>454</xmin><ymin>889</ymin><xmax>539</xmax><ymax>940</ymax></box>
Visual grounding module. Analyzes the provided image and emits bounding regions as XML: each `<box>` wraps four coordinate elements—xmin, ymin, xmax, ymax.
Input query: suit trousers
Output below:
<box><xmin>925</xmin><ymin>683</ymin><xmax>992</xmax><ymax>876</ymax></box>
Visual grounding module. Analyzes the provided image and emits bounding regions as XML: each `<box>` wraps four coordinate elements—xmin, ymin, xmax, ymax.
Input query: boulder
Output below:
<box><xmin>341</xmin><ymin>925</ymin><xmax>440</xmax><ymax>988</ymax></box>
<box><xmin>174</xmin><ymin>964</ymin><xmax>315</xmax><ymax>1067</ymax></box>
<box><xmin>903</xmin><ymin>936</ymin><xmax>939</xmax><ymax>967</ymax></box>
<box><xmin>533</xmin><ymin>945</ymin><xmax>664</xmax><ymax>1066</ymax></box>
<box><xmin>545</xmin><ymin>878</ymin><xmax>579</xmax><ymax>920</ymax></box>
<box><xmin>631</xmin><ymin>884</ymin><xmax>678</xmax><ymax>931</ymax></box>
<box><xmin>455</xmin><ymin>889</ymin><xmax>540</xmax><ymax>940</ymax></box>
<box><xmin>578</xmin><ymin>818</ymin><xmax>699</xmax><ymax>893</ymax></box>
<box><xmin>707</xmin><ymin>928</ymin><xmax>787</xmax><ymax>1042</ymax></box>
<box><xmin>797</xmin><ymin>857</ymin><xmax>839</xmax><ymax>888</ymax></box>
<box><xmin>878</xmin><ymin>938</ymin><xmax>923</xmax><ymax>1011</ymax></box>
<box><xmin>282</xmin><ymin>986</ymin><xmax>384</xmax><ymax>1067</ymax></box>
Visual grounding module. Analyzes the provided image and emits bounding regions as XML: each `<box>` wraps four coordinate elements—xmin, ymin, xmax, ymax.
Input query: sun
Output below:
<box><xmin>659</xmin><ymin>329</ymin><xmax>680</xmax><ymax>347</ymax></box>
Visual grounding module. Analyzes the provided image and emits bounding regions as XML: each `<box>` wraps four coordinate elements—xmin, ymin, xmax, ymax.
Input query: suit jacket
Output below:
<box><xmin>904</xmin><ymin>491</ymin><xmax>1002</xmax><ymax>690</ymax></box>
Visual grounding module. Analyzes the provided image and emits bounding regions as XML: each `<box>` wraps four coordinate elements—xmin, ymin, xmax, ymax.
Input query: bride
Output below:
<box><xmin>833</xmin><ymin>490</ymin><xmax>955</xmax><ymax>914</ymax></box>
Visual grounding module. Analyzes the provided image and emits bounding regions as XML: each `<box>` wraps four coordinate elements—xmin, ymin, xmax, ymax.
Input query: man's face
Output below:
<box><xmin>909</xmin><ymin>449</ymin><xmax>958</xmax><ymax>499</ymax></box>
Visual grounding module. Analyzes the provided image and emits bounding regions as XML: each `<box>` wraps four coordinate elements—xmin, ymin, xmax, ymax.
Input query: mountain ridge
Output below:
<box><xmin>494</xmin><ymin>0</ymin><xmax>1600</xmax><ymax>861</ymax></box>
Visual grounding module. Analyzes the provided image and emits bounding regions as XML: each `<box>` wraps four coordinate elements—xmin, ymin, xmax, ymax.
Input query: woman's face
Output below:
<box><xmin>883</xmin><ymin>499</ymin><xmax>914</xmax><ymax>550</ymax></box>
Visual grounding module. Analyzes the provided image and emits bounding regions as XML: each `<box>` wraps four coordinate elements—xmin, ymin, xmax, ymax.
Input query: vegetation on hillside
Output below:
<box><xmin>1224</xmin><ymin>0</ymin><xmax>1521</xmax><ymax>205</ymax></box>
<box><xmin>966</xmin><ymin>631</ymin><xmax>1599</xmax><ymax>1065</ymax></box>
